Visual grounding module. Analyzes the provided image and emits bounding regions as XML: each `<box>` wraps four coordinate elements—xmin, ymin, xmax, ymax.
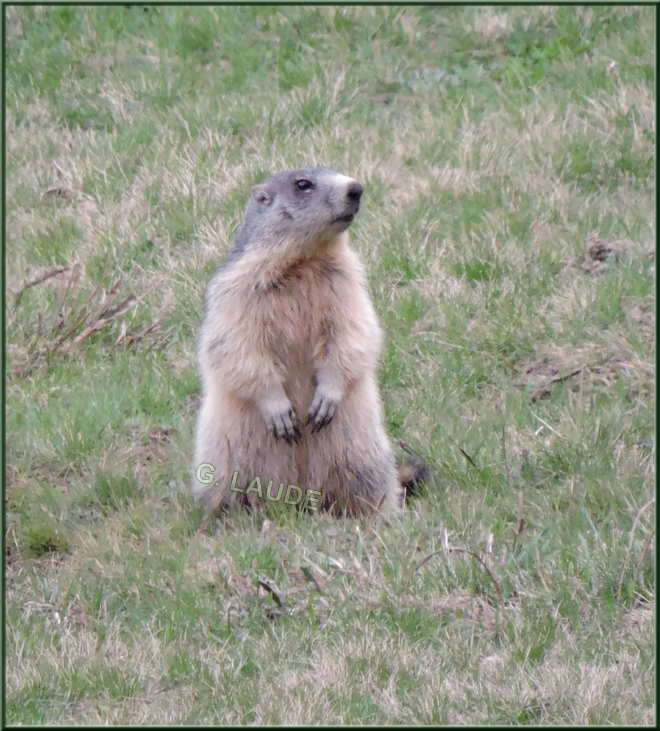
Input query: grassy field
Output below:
<box><xmin>4</xmin><ymin>5</ymin><xmax>655</xmax><ymax>725</ymax></box>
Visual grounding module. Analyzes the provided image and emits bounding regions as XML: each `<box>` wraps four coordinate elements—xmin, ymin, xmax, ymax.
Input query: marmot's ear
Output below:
<box><xmin>251</xmin><ymin>184</ymin><xmax>273</xmax><ymax>206</ymax></box>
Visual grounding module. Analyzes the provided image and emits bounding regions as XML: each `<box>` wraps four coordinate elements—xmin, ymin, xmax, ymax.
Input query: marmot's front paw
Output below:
<box><xmin>261</xmin><ymin>394</ymin><xmax>301</xmax><ymax>444</ymax></box>
<box><xmin>307</xmin><ymin>384</ymin><xmax>341</xmax><ymax>433</ymax></box>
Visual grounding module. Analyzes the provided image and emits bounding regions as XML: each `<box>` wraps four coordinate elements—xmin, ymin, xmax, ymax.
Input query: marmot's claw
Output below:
<box><xmin>307</xmin><ymin>393</ymin><xmax>338</xmax><ymax>433</ymax></box>
<box><xmin>262</xmin><ymin>397</ymin><xmax>300</xmax><ymax>444</ymax></box>
<box><xmin>282</xmin><ymin>420</ymin><xmax>301</xmax><ymax>445</ymax></box>
<box><xmin>279</xmin><ymin>410</ymin><xmax>301</xmax><ymax>445</ymax></box>
<box><xmin>313</xmin><ymin>415</ymin><xmax>333</xmax><ymax>433</ymax></box>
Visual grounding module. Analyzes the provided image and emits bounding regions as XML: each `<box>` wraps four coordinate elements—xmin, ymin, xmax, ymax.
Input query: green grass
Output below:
<box><xmin>5</xmin><ymin>5</ymin><xmax>655</xmax><ymax>725</ymax></box>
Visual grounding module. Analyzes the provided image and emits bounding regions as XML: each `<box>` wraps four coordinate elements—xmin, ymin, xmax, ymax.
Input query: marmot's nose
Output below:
<box><xmin>347</xmin><ymin>182</ymin><xmax>364</xmax><ymax>202</ymax></box>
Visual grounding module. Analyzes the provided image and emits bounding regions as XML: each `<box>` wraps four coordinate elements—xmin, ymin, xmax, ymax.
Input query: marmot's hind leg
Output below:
<box><xmin>192</xmin><ymin>398</ymin><xmax>233</xmax><ymax>510</ymax></box>
<box><xmin>319</xmin><ymin>458</ymin><xmax>403</xmax><ymax>517</ymax></box>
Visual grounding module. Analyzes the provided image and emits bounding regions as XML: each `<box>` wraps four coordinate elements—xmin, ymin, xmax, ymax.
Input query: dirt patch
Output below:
<box><xmin>433</xmin><ymin>589</ymin><xmax>500</xmax><ymax>631</ymax></box>
<box><xmin>518</xmin><ymin>360</ymin><xmax>583</xmax><ymax>402</ymax></box>
<box><xmin>517</xmin><ymin>338</ymin><xmax>653</xmax><ymax>402</ymax></box>
<box><xmin>621</xmin><ymin>595</ymin><xmax>654</xmax><ymax>642</ymax></box>
<box><xmin>563</xmin><ymin>232</ymin><xmax>638</xmax><ymax>275</ymax></box>
<box><xmin>625</xmin><ymin>303</ymin><xmax>654</xmax><ymax>331</ymax></box>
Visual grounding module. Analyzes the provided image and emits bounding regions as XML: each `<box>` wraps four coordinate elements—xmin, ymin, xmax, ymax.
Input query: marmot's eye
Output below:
<box><xmin>296</xmin><ymin>179</ymin><xmax>314</xmax><ymax>191</ymax></box>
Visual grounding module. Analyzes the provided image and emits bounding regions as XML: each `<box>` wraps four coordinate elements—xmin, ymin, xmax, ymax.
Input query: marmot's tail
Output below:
<box><xmin>396</xmin><ymin>440</ymin><xmax>430</xmax><ymax>498</ymax></box>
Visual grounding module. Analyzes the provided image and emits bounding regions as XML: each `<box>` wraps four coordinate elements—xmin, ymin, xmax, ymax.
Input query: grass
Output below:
<box><xmin>4</xmin><ymin>5</ymin><xmax>655</xmax><ymax>725</ymax></box>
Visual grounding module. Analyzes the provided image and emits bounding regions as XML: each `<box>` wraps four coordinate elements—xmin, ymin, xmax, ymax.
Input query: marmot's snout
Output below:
<box><xmin>335</xmin><ymin>180</ymin><xmax>364</xmax><ymax>226</ymax></box>
<box><xmin>347</xmin><ymin>181</ymin><xmax>364</xmax><ymax>203</ymax></box>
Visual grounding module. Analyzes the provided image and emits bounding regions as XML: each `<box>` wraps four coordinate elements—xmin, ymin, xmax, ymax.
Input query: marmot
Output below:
<box><xmin>193</xmin><ymin>166</ymin><xmax>412</xmax><ymax>518</ymax></box>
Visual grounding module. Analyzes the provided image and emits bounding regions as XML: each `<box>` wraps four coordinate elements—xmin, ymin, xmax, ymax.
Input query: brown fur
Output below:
<box><xmin>192</xmin><ymin>167</ymin><xmax>405</xmax><ymax>517</ymax></box>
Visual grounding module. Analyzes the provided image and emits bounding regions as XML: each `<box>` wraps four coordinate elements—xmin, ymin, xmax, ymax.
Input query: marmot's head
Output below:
<box><xmin>236</xmin><ymin>167</ymin><xmax>364</xmax><ymax>253</ymax></box>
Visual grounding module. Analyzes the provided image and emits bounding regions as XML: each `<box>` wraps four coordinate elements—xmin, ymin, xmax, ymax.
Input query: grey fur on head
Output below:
<box><xmin>233</xmin><ymin>167</ymin><xmax>364</xmax><ymax>252</ymax></box>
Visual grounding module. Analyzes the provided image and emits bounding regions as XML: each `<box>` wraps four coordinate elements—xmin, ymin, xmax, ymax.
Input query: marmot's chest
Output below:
<box><xmin>258</xmin><ymin>265</ymin><xmax>338</xmax><ymax>364</ymax></box>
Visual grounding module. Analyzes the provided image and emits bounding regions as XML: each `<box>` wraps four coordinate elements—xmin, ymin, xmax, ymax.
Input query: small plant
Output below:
<box><xmin>9</xmin><ymin>265</ymin><xmax>173</xmax><ymax>374</ymax></box>
<box><xmin>21</xmin><ymin>522</ymin><xmax>71</xmax><ymax>558</ymax></box>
